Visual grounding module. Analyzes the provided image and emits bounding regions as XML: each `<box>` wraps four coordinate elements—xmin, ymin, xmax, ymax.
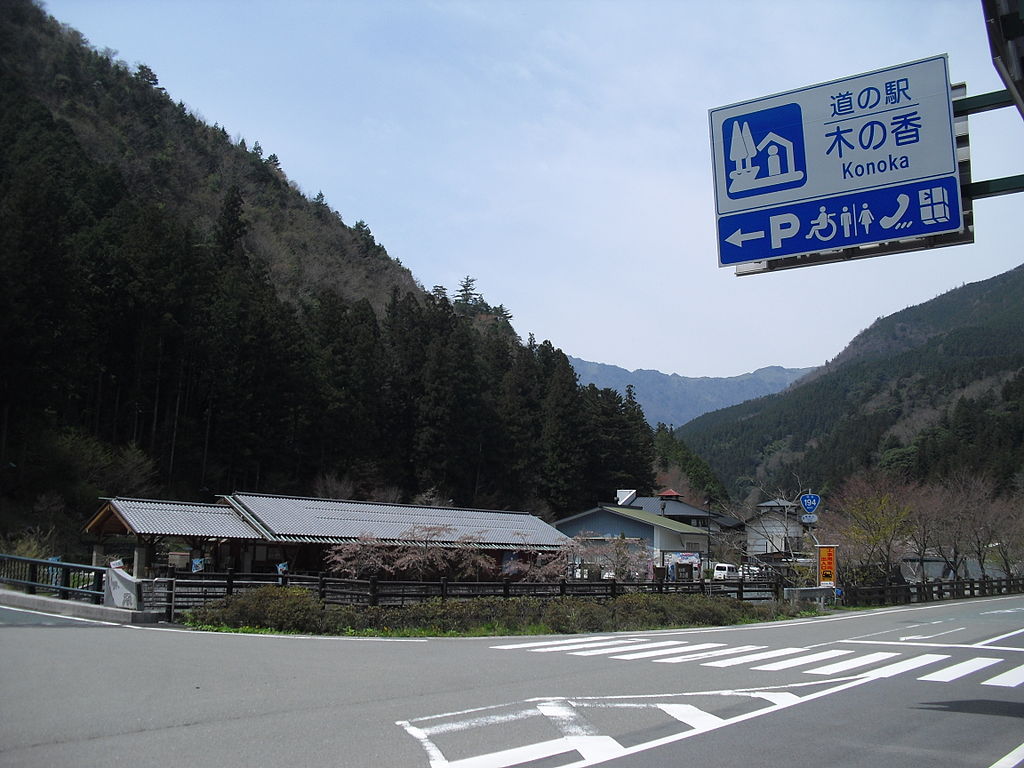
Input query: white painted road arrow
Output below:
<box><xmin>898</xmin><ymin>627</ymin><xmax>965</xmax><ymax>641</ymax></box>
<box><xmin>725</xmin><ymin>227</ymin><xmax>766</xmax><ymax>247</ymax></box>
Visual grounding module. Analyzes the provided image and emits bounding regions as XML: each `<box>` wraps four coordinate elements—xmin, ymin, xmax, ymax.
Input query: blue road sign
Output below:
<box><xmin>710</xmin><ymin>56</ymin><xmax>962</xmax><ymax>268</ymax></box>
<box><xmin>800</xmin><ymin>494</ymin><xmax>821</xmax><ymax>515</ymax></box>
<box><xmin>719</xmin><ymin>176</ymin><xmax>961</xmax><ymax>264</ymax></box>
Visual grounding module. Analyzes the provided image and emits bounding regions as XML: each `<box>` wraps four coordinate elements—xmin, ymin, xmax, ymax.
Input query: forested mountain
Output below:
<box><xmin>677</xmin><ymin>265</ymin><xmax>1024</xmax><ymax>502</ymax></box>
<box><xmin>569</xmin><ymin>358</ymin><xmax>813</xmax><ymax>427</ymax></box>
<box><xmin>0</xmin><ymin>2</ymin><xmax>682</xmax><ymax>545</ymax></box>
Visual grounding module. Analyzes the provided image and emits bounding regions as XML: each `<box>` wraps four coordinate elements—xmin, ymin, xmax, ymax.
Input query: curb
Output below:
<box><xmin>0</xmin><ymin>588</ymin><xmax>164</xmax><ymax>624</ymax></box>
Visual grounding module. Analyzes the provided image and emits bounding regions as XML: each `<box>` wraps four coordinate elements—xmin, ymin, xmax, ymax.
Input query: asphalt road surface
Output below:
<box><xmin>1</xmin><ymin>595</ymin><xmax>1023</xmax><ymax>768</ymax></box>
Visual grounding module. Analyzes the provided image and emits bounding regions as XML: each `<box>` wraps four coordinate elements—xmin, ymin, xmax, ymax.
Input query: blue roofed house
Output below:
<box><xmin>554</xmin><ymin>490</ymin><xmax>711</xmax><ymax>580</ymax></box>
<box><xmin>631</xmin><ymin>489</ymin><xmax>743</xmax><ymax>536</ymax></box>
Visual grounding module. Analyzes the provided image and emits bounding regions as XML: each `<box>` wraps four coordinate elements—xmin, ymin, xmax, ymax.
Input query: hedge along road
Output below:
<box><xmin>2</xmin><ymin>596</ymin><xmax>1024</xmax><ymax>768</ymax></box>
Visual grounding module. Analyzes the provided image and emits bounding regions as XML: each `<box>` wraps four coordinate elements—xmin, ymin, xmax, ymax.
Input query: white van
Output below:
<box><xmin>712</xmin><ymin>563</ymin><xmax>738</xmax><ymax>580</ymax></box>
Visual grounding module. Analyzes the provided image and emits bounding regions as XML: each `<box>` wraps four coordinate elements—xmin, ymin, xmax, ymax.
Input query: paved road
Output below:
<box><xmin>1</xmin><ymin>596</ymin><xmax>1023</xmax><ymax>767</ymax></box>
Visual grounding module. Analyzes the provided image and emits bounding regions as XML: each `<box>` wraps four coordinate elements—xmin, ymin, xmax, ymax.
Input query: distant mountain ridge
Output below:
<box><xmin>568</xmin><ymin>357</ymin><xmax>815</xmax><ymax>427</ymax></box>
<box><xmin>676</xmin><ymin>264</ymin><xmax>1024</xmax><ymax>498</ymax></box>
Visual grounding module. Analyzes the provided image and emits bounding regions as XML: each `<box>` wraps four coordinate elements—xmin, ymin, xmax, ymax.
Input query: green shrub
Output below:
<box><xmin>540</xmin><ymin>597</ymin><xmax>606</xmax><ymax>633</ymax></box>
<box><xmin>189</xmin><ymin>587</ymin><xmax>809</xmax><ymax>636</ymax></box>
<box><xmin>186</xmin><ymin>586</ymin><xmax>324</xmax><ymax>633</ymax></box>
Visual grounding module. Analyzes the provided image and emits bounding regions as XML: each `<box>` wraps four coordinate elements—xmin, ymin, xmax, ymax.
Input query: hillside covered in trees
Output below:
<box><xmin>677</xmin><ymin>265</ymin><xmax>1024</xmax><ymax>502</ymax></box>
<box><xmin>1</xmin><ymin>2</ymin><xmax>709</xmax><ymax>548</ymax></box>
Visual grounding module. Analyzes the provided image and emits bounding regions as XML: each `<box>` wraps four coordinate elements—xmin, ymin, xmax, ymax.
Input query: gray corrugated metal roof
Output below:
<box><xmin>110</xmin><ymin>498</ymin><xmax>264</xmax><ymax>539</ymax></box>
<box><xmin>230</xmin><ymin>493</ymin><xmax>569</xmax><ymax>547</ymax></box>
<box><xmin>269</xmin><ymin>535</ymin><xmax>564</xmax><ymax>550</ymax></box>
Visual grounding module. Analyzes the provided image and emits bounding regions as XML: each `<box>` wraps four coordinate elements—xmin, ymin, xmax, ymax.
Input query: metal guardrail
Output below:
<box><xmin>0</xmin><ymin>553</ymin><xmax>105</xmax><ymax>604</ymax></box>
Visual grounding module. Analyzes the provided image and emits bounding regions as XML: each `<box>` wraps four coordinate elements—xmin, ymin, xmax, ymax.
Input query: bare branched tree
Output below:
<box><xmin>934</xmin><ymin>471</ymin><xmax>996</xmax><ymax>580</ymax></box>
<box><xmin>821</xmin><ymin>470</ymin><xmax>913</xmax><ymax>586</ymax></box>
<box><xmin>574</xmin><ymin>532</ymin><xmax>653</xmax><ymax>581</ymax></box>
<box><xmin>501</xmin><ymin>533</ymin><xmax>581</xmax><ymax>582</ymax></box>
<box><xmin>313</xmin><ymin>472</ymin><xmax>355</xmax><ymax>500</ymax></box>
<box><xmin>323</xmin><ymin>533</ymin><xmax>396</xmax><ymax>579</ymax></box>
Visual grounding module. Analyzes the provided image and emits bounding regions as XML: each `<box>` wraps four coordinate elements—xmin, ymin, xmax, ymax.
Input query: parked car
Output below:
<box><xmin>712</xmin><ymin>563</ymin><xmax>738</xmax><ymax>580</ymax></box>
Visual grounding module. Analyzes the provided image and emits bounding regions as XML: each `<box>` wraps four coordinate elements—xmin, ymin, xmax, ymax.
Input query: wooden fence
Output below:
<box><xmin>145</xmin><ymin>570</ymin><xmax>784</xmax><ymax>621</ymax></box>
<box><xmin>18</xmin><ymin>553</ymin><xmax>1020</xmax><ymax>621</ymax></box>
<box><xmin>843</xmin><ymin>576</ymin><xmax>1024</xmax><ymax>606</ymax></box>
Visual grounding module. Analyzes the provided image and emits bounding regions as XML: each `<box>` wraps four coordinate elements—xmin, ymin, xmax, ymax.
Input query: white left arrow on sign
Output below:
<box><xmin>725</xmin><ymin>228</ymin><xmax>765</xmax><ymax>248</ymax></box>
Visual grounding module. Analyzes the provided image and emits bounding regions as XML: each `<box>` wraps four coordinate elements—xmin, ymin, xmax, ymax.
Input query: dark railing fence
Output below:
<box><xmin>146</xmin><ymin>570</ymin><xmax>784</xmax><ymax>621</ymax></box>
<box><xmin>5</xmin><ymin>552</ymin><xmax>1021</xmax><ymax>621</ymax></box>
<box><xmin>843</xmin><ymin>576</ymin><xmax>1024</xmax><ymax>606</ymax></box>
<box><xmin>0</xmin><ymin>553</ymin><xmax>106</xmax><ymax>604</ymax></box>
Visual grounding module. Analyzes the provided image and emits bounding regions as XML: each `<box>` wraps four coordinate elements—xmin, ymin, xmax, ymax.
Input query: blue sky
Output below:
<box><xmin>44</xmin><ymin>0</ymin><xmax>1024</xmax><ymax>377</ymax></box>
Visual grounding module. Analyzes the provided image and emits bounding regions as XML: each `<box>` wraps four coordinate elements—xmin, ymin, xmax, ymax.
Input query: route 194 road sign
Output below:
<box><xmin>709</xmin><ymin>56</ymin><xmax>963</xmax><ymax>267</ymax></box>
<box><xmin>800</xmin><ymin>493</ymin><xmax>821</xmax><ymax>515</ymax></box>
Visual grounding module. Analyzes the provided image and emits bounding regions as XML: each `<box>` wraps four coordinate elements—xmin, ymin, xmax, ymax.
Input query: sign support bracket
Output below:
<box><xmin>954</xmin><ymin>88</ymin><xmax>1024</xmax><ymax>200</ymax></box>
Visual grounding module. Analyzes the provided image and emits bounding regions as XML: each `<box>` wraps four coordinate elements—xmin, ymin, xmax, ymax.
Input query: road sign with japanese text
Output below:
<box><xmin>818</xmin><ymin>545</ymin><xmax>837</xmax><ymax>588</ymax></box>
<box><xmin>710</xmin><ymin>56</ymin><xmax>963</xmax><ymax>267</ymax></box>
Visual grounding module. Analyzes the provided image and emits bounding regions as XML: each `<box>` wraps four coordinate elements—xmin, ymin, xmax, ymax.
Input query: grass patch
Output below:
<box><xmin>184</xmin><ymin>586</ymin><xmax>816</xmax><ymax>636</ymax></box>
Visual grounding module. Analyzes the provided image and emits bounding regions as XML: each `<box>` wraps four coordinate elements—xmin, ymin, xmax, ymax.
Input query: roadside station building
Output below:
<box><xmin>84</xmin><ymin>493</ymin><xmax>568</xmax><ymax>578</ymax></box>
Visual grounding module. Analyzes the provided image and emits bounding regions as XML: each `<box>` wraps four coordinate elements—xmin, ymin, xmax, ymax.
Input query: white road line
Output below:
<box><xmin>536</xmin><ymin>700</ymin><xmax>598</xmax><ymax>736</ymax></box>
<box><xmin>982</xmin><ymin>663</ymin><xmax>1024</xmax><ymax>688</ymax></box>
<box><xmin>657</xmin><ymin>704</ymin><xmax>726</xmax><ymax>729</ymax></box>
<box><xmin>0</xmin><ymin>604</ymin><xmax>122</xmax><ymax>626</ymax></box>
<box><xmin>571</xmin><ymin>640</ymin><xmax>686</xmax><ymax>656</ymax></box>
<box><xmin>989</xmin><ymin>740</ymin><xmax>1024</xmax><ymax>768</ymax></box>
<box><xmin>399</xmin><ymin>674</ymin><xmax>899</xmax><ymax>768</ymax></box>
<box><xmin>918</xmin><ymin>657</ymin><xmax>1002</xmax><ymax>682</ymax></box>
<box><xmin>654</xmin><ymin>645</ymin><xmax>765</xmax><ymax>664</ymax></box>
<box><xmin>701</xmin><ymin>647</ymin><xmax>806</xmax><ymax>668</ymax></box>
<box><xmin>976</xmin><ymin>626</ymin><xmax>1024</xmax><ymax>647</ymax></box>
<box><xmin>531</xmin><ymin>639</ymin><xmax>645</xmax><ymax>653</ymax></box>
<box><xmin>753</xmin><ymin>649</ymin><xmax>854</xmax><ymax>671</ymax></box>
<box><xmin>612</xmin><ymin>642</ymin><xmax>721</xmax><ymax>660</ymax></box>
<box><xmin>858</xmin><ymin>654</ymin><xmax>949</xmax><ymax>678</ymax></box>
<box><xmin>419</xmin><ymin>708</ymin><xmax>543</xmax><ymax>736</ymax></box>
<box><xmin>804</xmin><ymin>652</ymin><xmax>900</xmax><ymax>675</ymax></box>
<box><xmin>441</xmin><ymin>735</ymin><xmax>624</xmax><ymax>768</ymax></box>
<box><xmin>491</xmin><ymin>636</ymin><xmax>614</xmax><ymax>650</ymax></box>
<box><xmin>841</xmin><ymin>639</ymin><xmax>1024</xmax><ymax>653</ymax></box>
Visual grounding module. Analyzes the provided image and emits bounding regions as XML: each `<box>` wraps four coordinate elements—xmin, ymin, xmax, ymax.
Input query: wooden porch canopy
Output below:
<box><xmin>85</xmin><ymin>498</ymin><xmax>266</xmax><ymax>543</ymax></box>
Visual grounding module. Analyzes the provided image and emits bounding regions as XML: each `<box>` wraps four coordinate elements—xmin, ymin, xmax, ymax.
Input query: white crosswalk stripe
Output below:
<box><xmin>612</xmin><ymin>642</ymin><xmax>723</xmax><ymax>660</ymax></box>
<box><xmin>571</xmin><ymin>640</ymin><xmax>687</xmax><ymax>656</ymax></box>
<box><xmin>491</xmin><ymin>636</ymin><xmax>616</xmax><ymax>650</ymax></box>
<box><xmin>702</xmin><ymin>647</ymin><xmax>807</xmax><ymax>668</ymax></box>
<box><xmin>804</xmin><ymin>652</ymin><xmax>901</xmax><ymax>675</ymax></box>
<box><xmin>530</xmin><ymin>639</ymin><xmax>645</xmax><ymax>653</ymax></box>
<box><xmin>858</xmin><ymin>654</ymin><xmax>949</xmax><ymax>678</ymax></box>
<box><xmin>752</xmin><ymin>649</ymin><xmax>854</xmax><ymax>670</ymax></box>
<box><xmin>918</xmin><ymin>657</ymin><xmax>1002</xmax><ymax>682</ymax></box>
<box><xmin>490</xmin><ymin>637</ymin><xmax>1022</xmax><ymax>687</ymax></box>
<box><xmin>981</xmin><ymin>662</ymin><xmax>1024</xmax><ymax>688</ymax></box>
<box><xmin>653</xmin><ymin>644</ymin><xmax>766</xmax><ymax>664</ymax></box>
